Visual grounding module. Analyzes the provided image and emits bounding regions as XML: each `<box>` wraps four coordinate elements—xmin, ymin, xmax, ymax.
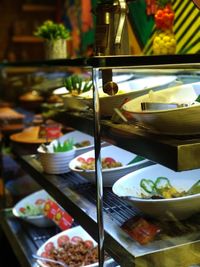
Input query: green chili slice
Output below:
<box><xmin>140</xmin><ymin>179</ymin><xmax>155</xmax><ymax>194</ymax></box>
<box><xmin>154</xmin><ymin>177</ymin><xmax>172</xmax><ymax>192</ymax></box>
<box><xmin>187</xmin><ymin>180</ymin><xmax>200</xmax><ymax>195</ymax></box>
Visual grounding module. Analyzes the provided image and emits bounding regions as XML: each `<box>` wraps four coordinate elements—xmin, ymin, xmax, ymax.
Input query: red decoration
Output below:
<box><xmin>44</xmin><ymin>199</ymin><xmax>74</xmax><ymax>230</ymax></box>
<box><xmin>146</xmin><ymin>0</ymin><xmax>157</xmax><ymax>15</ymax></box>
<box><xmin>155</xmin><ymin>4</ymin><xmax>175</xmax><ymax>30</ymax></box>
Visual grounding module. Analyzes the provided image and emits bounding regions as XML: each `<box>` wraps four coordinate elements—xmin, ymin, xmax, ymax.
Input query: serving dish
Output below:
<box><xmin>69</xmin><ymin>145</ymin><xmax>149</xmax><ymax>187</ymax></box>
<box><xmin>36</xmin><ymin>225</ymin><xmax>113</xmax><ymax>267</ymax></box>
<box><xmin>12</xmin><ymin>189</ymin><xmax>53</xmax><ymax>227</ymax></box>
<box><xmin>112</xmin><ymin>164</ymin><xmax>200</xmax><ymax>220</ymax></box>
<box><xmin>62</xmin><ymin>75</ymin><xmax>177</xmax><ymax>116</ymax></box>
<box><xmin>122</xmin><ymin>82</ymin><xmax>200</xmax><ymax>135</ymax></box>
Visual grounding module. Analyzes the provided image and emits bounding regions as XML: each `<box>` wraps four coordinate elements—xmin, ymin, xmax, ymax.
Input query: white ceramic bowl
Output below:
<box><xmin>37</xmin><ymin>145</ymin><xmax>75</xmax><ymax>174</ymax></box>
<box><xmin>50</xmin><ymin>130</ymin><xmax>94</xmax><ymax>156</ymax></box>
<box><xmin>69</xmin><ymin>145</ymin><xmax>149</xmax><ymax>187</ymax></box>
<box><xmin>12</xmin><ymin>190</ymin><xmax>53</xmax><ymax>227</ymax></box>
<box><xmin>122</xmin><ymin>82</ymin><xmax>200</xmax><ymax>135</ymax></box>
<box><xmin>112</xmin><ymin>164</ymin><xmax>200</xmax><ymax>220</ymax></box>
<box><xmin>36</xmin><ymin>225</ymin><xmax>113</xmax><ymax>267</ymax></box>
<box><xmin>62</xmin><ymin>75</ymin><xmax>177</xmax><ymax>116</ymax></box>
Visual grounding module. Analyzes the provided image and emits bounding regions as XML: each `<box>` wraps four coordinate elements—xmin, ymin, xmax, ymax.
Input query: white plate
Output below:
<box><xmin>69</xmin><ymin>145</ymin><xmax>149</xmax><ymax>186</ymax></box>
<box><xmin>112</xmin><ymin>164</ymin><xmax>200</xmax><ymax>220</ymax></box>
<box><xmin>36</xmin><ymin>225</ymin><xmax>113</xmax><ymax>267</ymax></box>
<box><xmin>13</xmin><ymin>190</ymin><xmax>53</xmax><ymax>227</ymax></box>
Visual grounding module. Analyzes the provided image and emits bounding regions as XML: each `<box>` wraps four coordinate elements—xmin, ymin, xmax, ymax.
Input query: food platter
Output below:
<box><xmin>69</xmin><ymin>144</ymin><xmax>149</xmax><ymax>186</ymax></box>
<box><xmin>112</xmin><ymin>164</ymin><xmax>200</xmax><ymax>220</ymax></box>
<box><xmin>36</xmin><ymin>225</ymin><xmax>113</xmax><ymax>267</ymax></box>
<box><xmin>12</xmin><ymin>190</ymin><xmax>53</xmax><ymax>227</ymax></box>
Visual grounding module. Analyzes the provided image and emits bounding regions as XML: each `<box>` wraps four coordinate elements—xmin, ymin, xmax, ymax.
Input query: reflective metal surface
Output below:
<box><xmin>93</xmin><ymin>67</ymin><xmax>105</xmax><ymax>267</ymax></box>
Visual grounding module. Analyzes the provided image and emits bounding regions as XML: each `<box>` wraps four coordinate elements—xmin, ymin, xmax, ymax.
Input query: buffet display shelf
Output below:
<box><xmin>0</xmin><ymin>209</ymin><xmax>118</xmax><ymax>267</ymax></box>
<box><xmin>54</xmin><ymin>111</ymin><xmax>200</xmax><ymax>171</ymax></box>
<box><xmin>0</xmin><ymin>209</ymin><xmax>59</xmax><ymax>267</ymax></box>
<box><xmin>16</xmin><ymin>155</ymin><xmax>200</xmax><ymax>267</ymax></box>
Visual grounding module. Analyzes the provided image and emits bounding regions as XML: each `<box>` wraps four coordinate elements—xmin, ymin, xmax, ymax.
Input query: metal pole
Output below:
<box><xmin>92</xmin><ymin>67</ymin><xmax>105</xmax><ymax>267</ymax></box>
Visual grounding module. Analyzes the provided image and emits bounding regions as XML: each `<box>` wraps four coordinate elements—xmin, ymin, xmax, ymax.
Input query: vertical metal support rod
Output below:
<box><xmin>102</xmin><ymin>69</ymin><xmax>113</xmax><ymax>89</ymax></box>
<box><xmin>92</xmin><ymin>68</ymin><xmax>105</xmax><ymax>267</ymax></box>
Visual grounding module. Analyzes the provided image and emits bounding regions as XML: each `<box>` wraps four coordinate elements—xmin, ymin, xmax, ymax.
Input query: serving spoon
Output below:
<box><xmin>120</xmin><ymin>194</ymin><xmax>164</xmax><ymax>201</ymax></box>
<box><xmin>32</xmin><ymin>254</ymin><xmax>68</xmax><ymax>267</ymax></box>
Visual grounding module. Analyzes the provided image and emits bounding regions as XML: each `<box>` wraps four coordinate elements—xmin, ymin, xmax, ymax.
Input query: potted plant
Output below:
<box><xmin>34</xmin><ymin>20</ymin><xmax>71</xmax><ymax>59</ymax></box>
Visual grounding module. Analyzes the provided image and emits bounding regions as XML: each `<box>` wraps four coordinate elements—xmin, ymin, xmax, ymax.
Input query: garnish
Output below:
<box><xmin>53</xmin><ymin>139</ymin><xmax>74</xmax><ymax>152</ymax></box>
<box><xmin>63</xmin><ymin>75</ymin><xmax>93</xmax><ymax>96</ymax></box>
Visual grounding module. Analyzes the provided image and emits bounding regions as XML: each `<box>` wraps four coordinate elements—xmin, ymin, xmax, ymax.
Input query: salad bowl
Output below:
<box><xmin>112</xmin><ymin>164</ymin><xmax>200</xmax><ymax>220</ymax></box>
<box><xmin>13</xmin><ymin>190</ymin><xmax>53</xmax><ymax>227</ymax></box>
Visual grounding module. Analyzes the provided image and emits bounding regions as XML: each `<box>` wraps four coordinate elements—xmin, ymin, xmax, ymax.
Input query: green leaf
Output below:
<box><xmin>127</xmin><ymin>155</ymin><xmax>145</xmax><ymax>165</ymax></box>
<box><xmin>195</xmin><ymin>95</ymin><xmax>200</xmax><ymax>103</ymax></box>
<box><xmin>63</xmin><ymin>75</ymin><xmax>92</xmax><ymax>95</ymax></box>
<box><xmin>53</xmin><ymin>139</ymin><xmax>74</xmax><ymax>152</ymax></box>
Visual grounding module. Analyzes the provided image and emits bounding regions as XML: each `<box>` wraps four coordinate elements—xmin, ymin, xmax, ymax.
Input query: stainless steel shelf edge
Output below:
<box><xmin>54</xmin><ymin>111</ymin><xmax>200</xmax><ymax>171</ymax></box>
<box><xmin>100</xmin><ymin>121</ymin><xmax>200</xmax><ymax>171</ymax></box>
<box><xmin>0</xmin><ymin>209</ymin><xmax>37</xmax><ymax>267</ymax></box>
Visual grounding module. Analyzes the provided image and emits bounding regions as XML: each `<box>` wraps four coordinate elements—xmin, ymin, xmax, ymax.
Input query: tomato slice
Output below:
<box><xmin>84</xmin><ymin>240</ymin><xmax>94</xmax><ymax>249</ymax></box>
<box><xmin>41</xmin><ymin>251</ymin><xmax>49</xmax><ymax>258</ymax></box>
<box><xmin>57</xmin><ymin>235</ymin><xmax>70</xmax><ymax>247</ymax></box>
<box><xmin>71</xmin><ymin>236</ymin><xmax>83</xmax><ymax>244</ymax></box>
<box><xmin>86</xmin><ymin>157</ymin><xmax>95</xmax><ymax>164</ymax></box>
<box><xmin>44</xmin><ymin>242</ymin><xmax>55</xmax><ymax>253</ymax></box>
<box><xmin>19</xmin><ymin>207</ymin><xmax>26</xmax><ymax>213</ymax></box>
<box><xmin>103</xmin><ymin>157</ymin><xmax>116</xmax><ymax>164</ymax></box>
<box><xmin>77</xmin><ymin>157</ymin><xmax>86</xmax><ymax>163</ymax></box>
<box><xmin>35</xmin><ymin>198</ymin><xmax>45</xmax><ymax>205</ymax></box>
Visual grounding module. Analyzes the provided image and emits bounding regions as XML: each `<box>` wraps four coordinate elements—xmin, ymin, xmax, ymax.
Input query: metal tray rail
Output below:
<box><xmin>75</xmin><ymin>184</ymin><xmax>141</xmax><ymax>225</ymax></box>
